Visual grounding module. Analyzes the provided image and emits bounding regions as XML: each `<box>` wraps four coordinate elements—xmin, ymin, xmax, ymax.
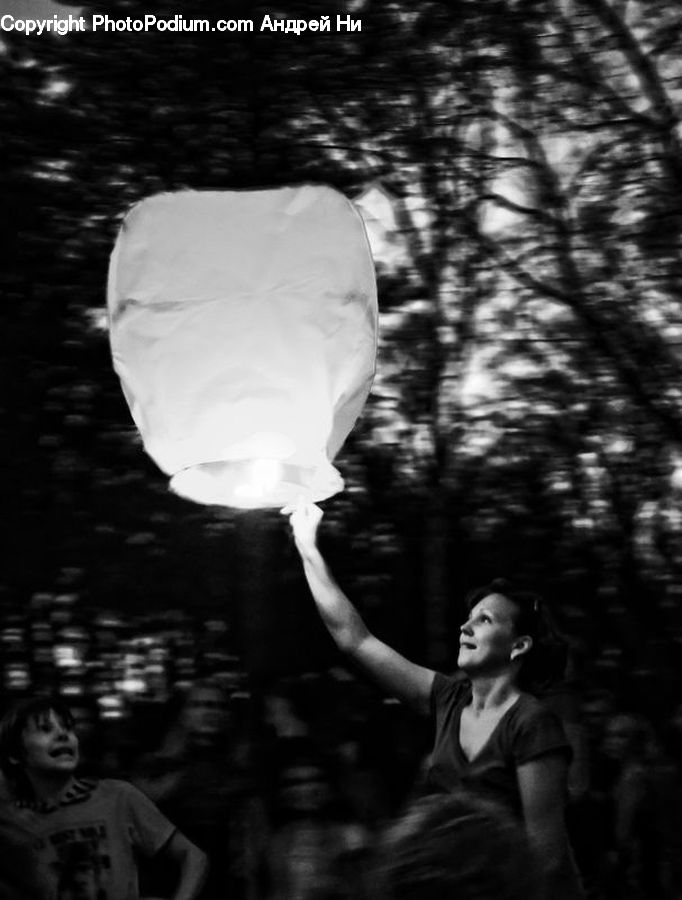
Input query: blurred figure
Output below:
<box><xmin>0</xmin><ymin>805</ymin><xmax>45</xmax><ymax>898</ymax></box>
<box><xmin>599</xmin><ymin>711</ymin><xmax>676</xmax><ymax>900</ymax></box>
<box><xmin>563</xmin><ymin>688</ymin><xmax>619</xmax><ymax>900</ymax></box>
<box><xmin>375</xmin><ymin>790</ymin><xmax>540</xmax><ymax>900</ymax></box>
<box><xmin>660</xmin><ymin>702</ymin><xmax>682</xmax><ymax>897</ymax></box>
<box><xmin>0</xmin><ymin>695</ymin><xmax>208</xmax><ymax>900</ymax></box>
<box><xmin>132</xmin><ymin>679</ymin><xmax>269</xmax><ymax>900</ymax></box>
<box><xmin>285</xmin><ymin>502</ymin><xmax>584</xmax><ymax>900</ymax></box>
<box><xmin>268</xmin><ymin>739</ymin><xmax>370</xmax><ymax>900</ymax></box>
<box><xmin>263</xmin><ymin>675</ymin><xmax>395</xmax><ymax>832</ymax></box>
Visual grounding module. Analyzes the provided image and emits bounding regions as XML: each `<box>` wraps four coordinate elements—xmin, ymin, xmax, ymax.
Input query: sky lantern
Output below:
<box><xmin>107</xmin><ymin>185</ymin><xmax>377</xmax><ymax>508</ymax></box>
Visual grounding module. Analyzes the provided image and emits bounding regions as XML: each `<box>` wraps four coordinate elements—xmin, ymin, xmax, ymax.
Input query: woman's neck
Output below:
<box><xmin>26</xmin><ymin>771</ymin><xmax>77</xmax><ymax>806</ymax></box>
<box><xmin>468</xmin><ymin>673</ymin><xmax>521</xmax><ymax>713</ymax></box>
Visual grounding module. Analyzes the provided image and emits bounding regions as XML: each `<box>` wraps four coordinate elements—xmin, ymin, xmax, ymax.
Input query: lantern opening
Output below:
<box><xmin>169</xmin><ymin>458</ymin><xmax>342</xmax><ymax>509</ymax></box>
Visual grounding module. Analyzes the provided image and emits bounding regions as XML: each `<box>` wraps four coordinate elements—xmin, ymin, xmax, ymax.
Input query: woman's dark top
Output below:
<box><xmin>425</xmin><ymin>674</ymin><xmax>571</xmax><ymax>818</ymax></box>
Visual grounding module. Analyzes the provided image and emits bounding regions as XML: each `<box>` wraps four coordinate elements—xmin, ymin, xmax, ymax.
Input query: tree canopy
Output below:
<box><xmin>2</xmin><ymin>0</ymin><xmax>681</xmax><ymax>689</ymax></box>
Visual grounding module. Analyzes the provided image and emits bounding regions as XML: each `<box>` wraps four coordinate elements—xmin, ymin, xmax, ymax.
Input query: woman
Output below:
<box><xmin>285</xmin><ymin>502</ymin><xmax>584</xmax><ymax>900</ymax></box>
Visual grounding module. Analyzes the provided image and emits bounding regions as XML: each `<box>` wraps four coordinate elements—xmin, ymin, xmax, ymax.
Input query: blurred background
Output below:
<box><xmin>2</xmin><ymin>1</ymin><xmax>682</xmax><ymax>896</ymax></box>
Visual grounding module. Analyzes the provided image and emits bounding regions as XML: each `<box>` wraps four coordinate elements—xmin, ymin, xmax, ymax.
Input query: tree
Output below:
<box><xmin>3</xmin><ymin>0</ymin><xmax>682</xmax><ymax>689</ymax></box>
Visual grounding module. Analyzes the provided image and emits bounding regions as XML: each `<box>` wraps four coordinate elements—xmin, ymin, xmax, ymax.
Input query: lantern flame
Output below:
<box><xmin>234</xmin><ymin>458</ymin><xmax>284</xmax><ymax>500</ymax></box>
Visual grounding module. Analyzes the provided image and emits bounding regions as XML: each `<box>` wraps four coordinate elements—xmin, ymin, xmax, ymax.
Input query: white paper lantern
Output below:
<box><xmin>107</xmin><ymin>186</ymin><xmax>377</xmax><ymax>508</ymax></box>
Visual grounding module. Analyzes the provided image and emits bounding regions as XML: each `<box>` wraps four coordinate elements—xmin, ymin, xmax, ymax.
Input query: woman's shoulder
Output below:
<box><xmin>507</xmin><ymin>692</ymin><xmax>569</xmax><ymax>737</ymax></box>
<box><xmin>514</xmin><ymin>690</ymin><xmax>544</xmax><ymax>712</ymax></box>
<box><xmin>431</xmin><ymin>671</ymin><xmax>470</xmax><ymax>707</ymax></box>
<box><xmin>504</xmin><ymin>692</ymin><xmax>571</xmax><ymax>762</ymax></box>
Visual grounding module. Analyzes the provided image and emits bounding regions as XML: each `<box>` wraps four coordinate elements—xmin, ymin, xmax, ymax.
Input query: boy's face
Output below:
<box><xmin>20</xmin><ymin>710</ymin><xmax>79</xmax><ymax>776</ymax></box>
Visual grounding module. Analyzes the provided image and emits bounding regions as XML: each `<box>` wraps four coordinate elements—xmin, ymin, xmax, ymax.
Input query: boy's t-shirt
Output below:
<box><xmin>11</xmin><ymin>778</ymin><xmax>175</xmax><ymax>900</ymax></box>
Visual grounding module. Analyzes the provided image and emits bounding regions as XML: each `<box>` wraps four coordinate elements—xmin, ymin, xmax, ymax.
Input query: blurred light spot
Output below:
<box><xmin>42</xmin><ymin>77</ymin><xmax>72</xmax><ymax>99</ymax></box>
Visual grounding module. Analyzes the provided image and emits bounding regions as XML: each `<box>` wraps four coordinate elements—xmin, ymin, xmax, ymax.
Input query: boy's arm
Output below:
<box><xmin>154</xmin><ymin>830</ymin><xmax>209</xmax><ymax>900</ymax></box>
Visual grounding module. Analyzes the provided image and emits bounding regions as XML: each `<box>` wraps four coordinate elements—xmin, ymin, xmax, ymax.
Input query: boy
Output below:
<box><xmin>0</xmin><ymin>696</ymin><xmax>208</xmax><ymax>900</ymax></box>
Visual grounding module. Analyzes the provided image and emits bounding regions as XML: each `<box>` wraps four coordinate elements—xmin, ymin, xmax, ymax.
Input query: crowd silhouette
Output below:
<box><xmin>0</xmin><ymin>656</ymin><xmax>680</xmax><ymax>899</ymax></box>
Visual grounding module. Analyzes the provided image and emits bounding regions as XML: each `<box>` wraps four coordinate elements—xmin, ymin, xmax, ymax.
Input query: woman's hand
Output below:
<box><xmin>281</xmin><ymin>500</ymin><xmax>323</xmax><ymax>555</ymax></box>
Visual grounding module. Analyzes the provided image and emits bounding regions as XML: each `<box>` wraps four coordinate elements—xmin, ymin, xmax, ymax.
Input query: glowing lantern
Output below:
<box><xmin>107</xmin><ymin>186</ymin><xmax>377</xmax><ymax>508</ymax></box>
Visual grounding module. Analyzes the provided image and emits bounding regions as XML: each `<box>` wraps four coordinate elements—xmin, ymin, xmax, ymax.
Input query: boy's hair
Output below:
<box><xmin>0</xmin><ymin>697</ymin><xmax>75</xmax><ymax>799</ymax></box>
<box><xmin>375</xmin><ymin>791</ymin><xmax>538</xmax><ymax>900</ymax></box>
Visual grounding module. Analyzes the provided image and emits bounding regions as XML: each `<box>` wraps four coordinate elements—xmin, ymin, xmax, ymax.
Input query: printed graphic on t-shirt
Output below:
<box><xmin>46</xmin><ymin>820</ymin><xmax>111</xmax><ymax>900</ymax></box>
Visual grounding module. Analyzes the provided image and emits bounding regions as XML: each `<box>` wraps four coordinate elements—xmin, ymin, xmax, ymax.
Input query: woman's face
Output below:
<box><xmin>458</xmin><ymin>593</ymin><xmax>527</xmax><ymax>675</ymax></box>
<box><xmin>20</xmin><ymin>710</ymin><xmax>79</xmax><ymax>777</ymax></box>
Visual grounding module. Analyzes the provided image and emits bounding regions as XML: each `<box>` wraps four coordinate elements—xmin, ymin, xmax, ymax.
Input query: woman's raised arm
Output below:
<box><xmin>284</xmin><ymin>502</ymin><xmax>435</xmax><ymax>716</ymax></box>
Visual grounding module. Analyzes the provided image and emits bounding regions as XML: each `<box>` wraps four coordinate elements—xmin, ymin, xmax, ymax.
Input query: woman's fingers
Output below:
<box><xmin>281</xmin><ymin>500</ymin><xmax>322</xmax><ymax>519</ymax></box>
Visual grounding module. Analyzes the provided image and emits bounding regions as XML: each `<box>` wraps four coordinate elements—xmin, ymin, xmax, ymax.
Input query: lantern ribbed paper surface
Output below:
<box><xmin>107</xmin><ymin>186</ymin><xmax>377</xmax><ymax>508</ymax></box>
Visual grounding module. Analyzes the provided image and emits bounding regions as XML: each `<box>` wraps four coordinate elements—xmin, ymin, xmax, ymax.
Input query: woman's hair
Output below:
<box><xmin>0</xmin><ymin>696</ymin><xmax>75</xmax><ymax>799</ymax></box>
<box><xmin>465</xmin><ymin>577</ymin><xmax>568</xmax><ymax>691</ymax></box>
<box><xmin>375</xmin><ymin>791</ymin><xmax>538</xmax><ymax>900</ymax></box>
